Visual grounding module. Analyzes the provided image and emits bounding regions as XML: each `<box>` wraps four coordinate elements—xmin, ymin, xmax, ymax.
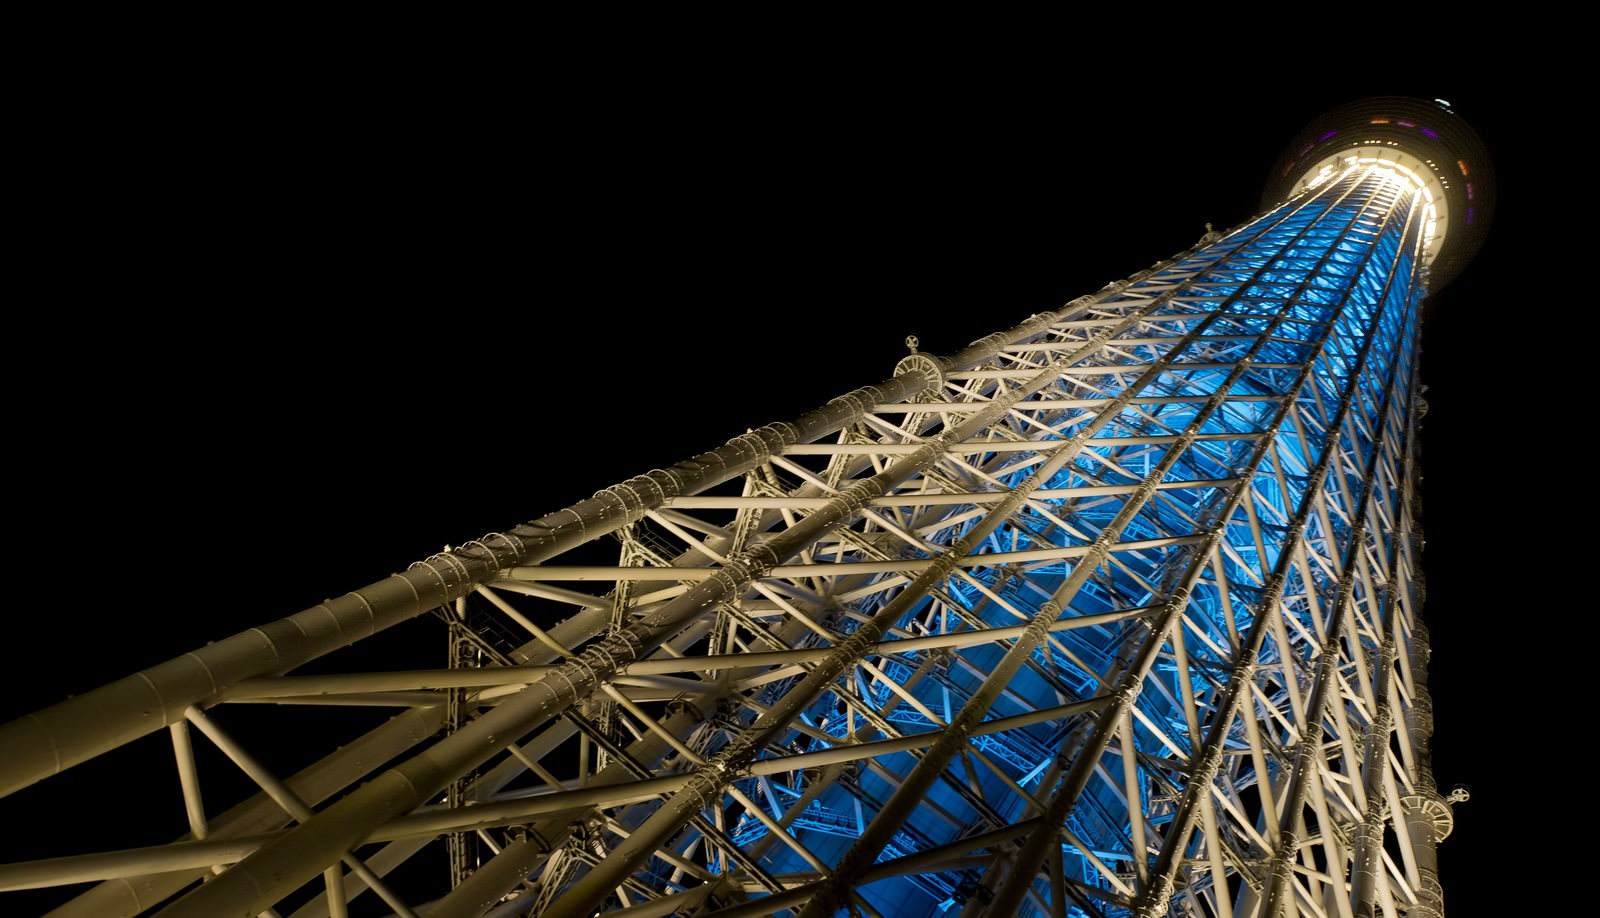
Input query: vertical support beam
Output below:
<box><xmin>168</xmin><ymin>722</ymin><xmax>209</xmax><ymax>841</ymax></box>
<box><xmin>446</xmin><ymin>596</ymin><xmax>475</xmax><ymax>893</ymax></box>
<box><xmin>1394</xmin><ymin>623</ymin><xmax>1448</xmax><ymax>918</ymax></box>
<box><xmin>1120</xmin><ymin>710</ymin><xmax>1149</xmax><ymax>885</ymax></box>
<box><xmin>1047</xmin><ymin>839</ymin><xmax>1068</xmax><ymax>918</ymax></box>
<box><xmin>1350</xmin><ymin>602</ymin><xmax>1399</xmax><ymax>916</ymax></box>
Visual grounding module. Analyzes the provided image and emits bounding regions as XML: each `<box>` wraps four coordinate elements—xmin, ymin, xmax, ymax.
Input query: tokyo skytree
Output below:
<box><xmin>0</xmin><ymin>95</ymin><xmax>1494</xmax><ymax>918</ymax></box>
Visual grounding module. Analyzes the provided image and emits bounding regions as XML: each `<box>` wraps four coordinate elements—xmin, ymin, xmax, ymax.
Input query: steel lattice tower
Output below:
<box><xmin>0</xmin><ymin>97</ymin><xmax>1494</xmax><ymax>918</ymax></box>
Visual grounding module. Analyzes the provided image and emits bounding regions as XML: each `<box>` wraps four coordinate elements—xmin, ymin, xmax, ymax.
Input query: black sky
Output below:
<box><xmin>5</xmin><ymin>62</ymin><xmax>1521</xmax><ymax>913</ymax></box>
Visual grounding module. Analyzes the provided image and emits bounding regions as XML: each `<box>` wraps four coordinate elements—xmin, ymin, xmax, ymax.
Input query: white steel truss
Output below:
<box><xmin>0</xmin><ymin>151</ymin><xmax>1466</xmax><ymax>918</ymax></box>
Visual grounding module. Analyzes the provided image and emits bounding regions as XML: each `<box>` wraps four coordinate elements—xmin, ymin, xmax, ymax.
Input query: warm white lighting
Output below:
<box><xmin>1348</xmin><ymin>158</ymin><xmax>1443</xmax><ymax>256</ymax></box>
<box><xmin>1286</xmin><ymin>142</ymin><xmax>1452</xmax><ymax>268</ymax></box>
<box><xmin>1306</xmin><ymin>164</ymin><xmax>1338</xmax><ymax>190</ymax></box>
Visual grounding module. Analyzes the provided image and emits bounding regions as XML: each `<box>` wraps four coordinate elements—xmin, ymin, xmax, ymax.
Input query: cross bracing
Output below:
<box><xmin>0</xmin><ymin>155</ymin><xmax>1462</xmax><ymax>917</ymax></box>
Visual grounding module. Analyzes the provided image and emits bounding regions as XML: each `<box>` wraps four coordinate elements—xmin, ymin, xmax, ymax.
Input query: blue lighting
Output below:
<box><xmin>709</xmin><ymin>162</ymin><xmax>1435</xmax><ymax>916</ymax></box>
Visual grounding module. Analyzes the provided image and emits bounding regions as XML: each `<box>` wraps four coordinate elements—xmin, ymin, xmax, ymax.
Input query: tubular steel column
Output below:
<box><xmin>0</xmin><ymin>97</ymin><xmax>1493</xmax><ymax>918</ymax></box>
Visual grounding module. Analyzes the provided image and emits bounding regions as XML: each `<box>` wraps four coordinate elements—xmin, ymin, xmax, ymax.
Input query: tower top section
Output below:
<box><xmin>1261</xmin><ymin>96</ymin><xmax>1495</xmax><ymax>291</ymax></box>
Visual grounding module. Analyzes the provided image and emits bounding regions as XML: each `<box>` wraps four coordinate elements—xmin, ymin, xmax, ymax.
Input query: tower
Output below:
<box><xmin>0</xmin><ymin>95</ymin><xmax>1495</xmax><ymax>917</ymax></box>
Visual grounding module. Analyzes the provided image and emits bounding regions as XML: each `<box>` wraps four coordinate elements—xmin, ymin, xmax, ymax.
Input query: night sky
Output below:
<box><xmin>4</xmin><ymin>63</ymin><xmax>1521</xmax><ymax>914</ymax></box>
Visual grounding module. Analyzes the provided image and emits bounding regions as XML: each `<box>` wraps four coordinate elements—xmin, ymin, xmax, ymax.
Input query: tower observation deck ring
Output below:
<box><xmin>1261</xmin><ymin>95</ymin><xmax>1495</xmax><ymax>291</ymax></box>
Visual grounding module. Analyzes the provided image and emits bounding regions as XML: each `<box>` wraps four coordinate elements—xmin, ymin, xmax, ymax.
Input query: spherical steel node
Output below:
<box><xmin>1261</xmin><ymin>97</ymin><xmax>1495</xmax><ymax>291</ymax></box>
